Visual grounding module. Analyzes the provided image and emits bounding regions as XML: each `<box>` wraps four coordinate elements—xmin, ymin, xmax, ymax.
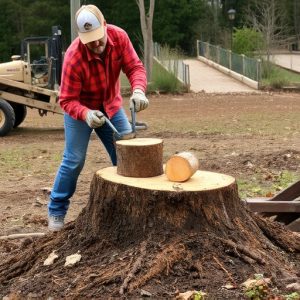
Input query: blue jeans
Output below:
<box><xmin>48</xmin><ymin>108</ymin><xmax>132</xmax><ymax>217</ymax></box>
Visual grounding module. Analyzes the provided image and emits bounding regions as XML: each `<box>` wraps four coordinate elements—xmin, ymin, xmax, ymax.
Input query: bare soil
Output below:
<box><xmin>0</xmin><ymin>92</ymin><xmax>300</xmax><ymax>299</ymax></box>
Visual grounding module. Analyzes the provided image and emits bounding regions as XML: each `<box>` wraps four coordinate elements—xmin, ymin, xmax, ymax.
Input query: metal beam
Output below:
<box><xmin>245</xmin><ymin>198</ymin><xmax>300</xmax><ymax>213</ymax></box>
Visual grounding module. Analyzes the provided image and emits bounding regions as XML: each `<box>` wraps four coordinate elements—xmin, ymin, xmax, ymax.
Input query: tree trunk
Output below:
<box><xmin>137</xmin><ymin>0</ymin><xmax>155</xmax><ymax>81</ymax></box>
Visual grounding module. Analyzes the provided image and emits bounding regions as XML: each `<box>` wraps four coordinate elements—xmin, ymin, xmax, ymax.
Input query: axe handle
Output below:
<box><xmin>130</xmin><ymin>106</ymin><xmax>136</xmax><ymax>133</ymax></box>
<box><xmin>104</xmin><ymin>116</ymin><xmax>122</xmax><ymax>138</ymax></box>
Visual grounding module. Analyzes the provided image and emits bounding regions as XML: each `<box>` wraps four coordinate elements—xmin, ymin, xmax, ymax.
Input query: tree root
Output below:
<box><xmin>253</xmin><ymin>215</ymin><xmax>300</xmax><ymax>252</ymax></box>
<box><xmin>213</xmin><ymin>255</ymin><xmax>237</xmax><ymax>286</ymax></box>
<box><xmin>128</xmin><ymin>242</ymin><xmax>187</xmax><ymax>292</ymax></box>
<box><xmin>217</xmin><ymin>237</ymin><xmax>266</xmax><ymax>265</ymax></box>
<box><xmin>0</xmin><ymin>233</ymin><xmax>45</xmax><ymax>240</ymax></box>
<box><xmin>119</xmin><ymin>240</ymin><xmax>147</xmax><ymax>295</ymax></box>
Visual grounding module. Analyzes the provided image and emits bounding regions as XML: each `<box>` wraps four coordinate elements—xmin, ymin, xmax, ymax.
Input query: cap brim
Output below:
<box><xmin>78</xmin><ymin>27</ymin><xmax>104</xmax><ymax>44</ymax></box>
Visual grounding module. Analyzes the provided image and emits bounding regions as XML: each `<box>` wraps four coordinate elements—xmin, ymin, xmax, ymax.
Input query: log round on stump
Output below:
<box><xmin>116</xmin><ymin>138</ymin><xmax>163</xmax><ymax>177</ymax></box>
<box><xmin>165</xmin><ymin>151</ymin><xmax>199</xmax><ymax>182</ymax></box>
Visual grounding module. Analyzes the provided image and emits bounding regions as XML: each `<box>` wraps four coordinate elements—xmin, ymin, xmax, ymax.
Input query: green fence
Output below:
<box><xmin>197</xmin><ymin>41</ymin><xmax>261</xmax><ymax>82</ymax></box>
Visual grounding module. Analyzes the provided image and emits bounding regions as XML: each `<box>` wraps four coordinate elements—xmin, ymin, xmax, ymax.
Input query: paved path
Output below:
<box><xmin>184</xmin><ymin>59</ymin><xmax>255</xmax><ymax>93</ymax></box>
<box><xmin>270</xmin><ymin>53</ymin><xmax>300</xmax><ymax>73</ymax></box>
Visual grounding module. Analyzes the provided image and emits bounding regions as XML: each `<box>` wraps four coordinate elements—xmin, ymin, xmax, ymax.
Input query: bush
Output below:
<box><xmin>261</xmin><ymin>61</ymin><xmax>290</xmax><ymax>89</ymax></box>
<box><xmin>233</xmin><ymin>27</ymin><xmax>264</xmax><ymax>57</ymax></box>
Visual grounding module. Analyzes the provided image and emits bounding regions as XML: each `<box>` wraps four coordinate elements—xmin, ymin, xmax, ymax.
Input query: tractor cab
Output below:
<box><xmin>21</xmin><ymin>26</ymin><xmax>63</xmax><ymax>90</ymax></box>
<box><xmin>0</xmin><ymin>26</ymin><xmax>62</xmax><ymax>91</ymax></box>
<box><xmin>0</xmin><ymin>26</ymin><xmax>64</xmax><ymax>137</ymax></box>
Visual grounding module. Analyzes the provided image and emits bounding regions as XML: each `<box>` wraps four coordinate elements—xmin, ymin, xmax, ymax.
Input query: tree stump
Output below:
<box><xmin>82</xmin><ymin>167</ymin><xmax>237</xmax><ymax>239</ymax></box>
<box><xmin>1</xmin><ymin>163</ymin><xmax>300</xmax><ymax>299</ymax></box>
<box><xmin>80</xmin><ymin>166</ymin><xmax>300</xmax><ymax>255</ymax></box>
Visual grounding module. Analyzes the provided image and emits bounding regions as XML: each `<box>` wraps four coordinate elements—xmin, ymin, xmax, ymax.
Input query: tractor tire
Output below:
<box><xmin>10</xmin><ymin>103</ymin><xmax>27</xmax><ymax>128</ymax></box>
<box><xmin>0</xmin><ymin>99</ymin><xmax>15</xmax><ymax>137</ymax></box>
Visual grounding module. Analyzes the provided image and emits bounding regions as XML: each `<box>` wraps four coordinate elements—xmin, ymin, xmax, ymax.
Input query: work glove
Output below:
<box><xmin>130</xmin><ymin>89</ymin><xmax>149</xmax><ymax>112</ymax></box>
<box><xmin>85</xmin><ymin>110</ymin><xmax>105</xmax><ymax>128</ymax></box>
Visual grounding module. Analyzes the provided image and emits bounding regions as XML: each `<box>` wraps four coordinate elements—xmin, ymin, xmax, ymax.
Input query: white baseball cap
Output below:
<box><xmin>75</xmin><ymin>5</ymin><xmax>105</xmax><ymax>44</ymax></box>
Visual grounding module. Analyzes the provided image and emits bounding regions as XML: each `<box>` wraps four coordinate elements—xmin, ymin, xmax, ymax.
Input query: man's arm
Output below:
<box><xmin>59</xmin><ymin>53</ymin><xmax>89</xmax><ymax>121</ymax></box>
<box><xmin>121</xmin><ymin>32</ymin><xmax>148</xmax><ymax>111</ymax></box>
<box><xmin>121</xmin><ymin>32</ymin><xmax>147</xmax><ymax>93</ymax></box>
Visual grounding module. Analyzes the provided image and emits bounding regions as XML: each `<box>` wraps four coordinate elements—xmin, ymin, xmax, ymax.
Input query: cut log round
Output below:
<box><xmin>116</xmin><ymin>138</ymin><xmax>163</xmax><ymax>177</ymax></box>
<box><xmin>165</xmin><ymin>151</ymin><xmax>199</xmax><ymax>182</ymax></box>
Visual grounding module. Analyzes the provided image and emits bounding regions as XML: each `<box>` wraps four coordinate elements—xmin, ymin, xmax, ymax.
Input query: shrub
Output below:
<box><xmin>233</xmin><ymin>27</ymin><xmax>264</xmax><ymax>57</ymax></box>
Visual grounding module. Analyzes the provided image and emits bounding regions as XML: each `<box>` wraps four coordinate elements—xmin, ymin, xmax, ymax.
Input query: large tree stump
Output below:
<box><xmin>82</xmin><ymin>167</ymin><xmax>237</xmax><ymax>239</ymax></box>
<box><xmin>79</xmin><ymin>166</ymin><xmax>300</xmax><ymax>254</ymax></box>
<box><xmin>0</xmin><ymin>167</ymin><xmax>300</xmax><ymax>299</ymax></box>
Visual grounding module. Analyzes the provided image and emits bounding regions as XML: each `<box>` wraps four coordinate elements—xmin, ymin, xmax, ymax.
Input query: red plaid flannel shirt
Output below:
<box><xmin>59</xmin><ymin>24</ymin><xmax>147</xmax><ymax>120</ymax></box>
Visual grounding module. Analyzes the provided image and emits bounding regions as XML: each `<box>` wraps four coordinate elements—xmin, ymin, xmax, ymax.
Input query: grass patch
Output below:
<box><xmin>120</xmin><ymin>60</ymin><xmax>185</xmax><ymax>94</ymax></box>
<box><xmin>238</xmin><ymin>170</ymin><xmax>298</xmax><ymax>199</ymax></box>
<box><xmin>148</xmin><ymin>61</ymin><xmax>186</xmax><ymax>93</ymax></box>
<box><xmin>120</xmin><ymin>44</ymin><xmax>187</xmax><ymax>94</ymax></box>
<box><xmin>0</xmin><ymin>146</ymin><xmax>61</xmax><ymax>179</ymax></box>
<box><xmin>261</xmin><ymin>62</ymin><xmax>300</xmax><ymax>89</ymax></box>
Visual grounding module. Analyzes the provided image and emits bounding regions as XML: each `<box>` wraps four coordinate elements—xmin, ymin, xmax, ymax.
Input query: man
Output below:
<box><xmin>48</xmin><ymin>4</ymin><xmax>148</xmax><ymax>231</ymax></box>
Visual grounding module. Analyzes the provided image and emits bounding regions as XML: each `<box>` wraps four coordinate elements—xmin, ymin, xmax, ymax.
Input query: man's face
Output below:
<box><xmin>86</xmin><ymin>27</ymin><xmax>107</xmax><ymax>54</ymax></box>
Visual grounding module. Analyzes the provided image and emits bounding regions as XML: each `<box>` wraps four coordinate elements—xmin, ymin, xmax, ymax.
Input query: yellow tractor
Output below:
<box><xmin>0</xmin><ymin>26</ymin><xmax>63</xmax><ymax>136</ymax></box>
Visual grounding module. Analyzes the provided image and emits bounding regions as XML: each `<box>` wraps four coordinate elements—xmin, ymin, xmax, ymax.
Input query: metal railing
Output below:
<box><xmin>153</xmin><ymin>42</ymin><xmax>190</xmax><ymax>90</ymax></box>
<box><xmin>197</xmin><ymin>40</ymin><xmax>261</xmax><ymax>83</ymax></box>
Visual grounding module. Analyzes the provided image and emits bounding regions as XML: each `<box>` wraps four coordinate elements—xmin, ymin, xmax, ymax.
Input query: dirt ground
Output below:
<box><xmin>0</xmin><ymin>91</ymin><xmax>300</xmax><ymax>299</ymax></box>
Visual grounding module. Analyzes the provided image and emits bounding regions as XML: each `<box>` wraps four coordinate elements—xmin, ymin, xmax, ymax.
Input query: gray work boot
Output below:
<box><xmin>48</xmin><ymin>215</ymin><xmax>65</xmax><ymax>231</ymax></box>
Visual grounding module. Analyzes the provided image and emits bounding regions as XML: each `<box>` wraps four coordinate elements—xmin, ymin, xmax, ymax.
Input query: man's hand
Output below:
<box><xmin>130</xmin><ymin>89</ymin><xmax>149</xmax><ymax>112</ymax></box>
<box><xmin>85</xmin><ymin>110</ymin><xmax>105</xmax><ymax>128</ymax></box>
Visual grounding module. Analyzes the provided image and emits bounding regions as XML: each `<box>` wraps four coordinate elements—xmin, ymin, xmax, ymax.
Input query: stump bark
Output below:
<box><xmin>79</xmin><ymin>166</ymin><xmax>300</xmax><ymax>256</ymax></box>
<box><xmin>81</xmin><ymin>167</ymin><xmax>238</xmax><ymax>240</ymax></box>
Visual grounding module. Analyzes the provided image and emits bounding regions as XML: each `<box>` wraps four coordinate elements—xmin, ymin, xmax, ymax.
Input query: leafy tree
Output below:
<box><xmin>0</xmin><ymin>0</ymin><xmax>70</xmax><ymax>62</ymax></box>
<box><xmin>0</xmin><ymin>0</ymin><xmax>298</xmax><ymax>63</ymax></box>
<box><xmin>0</xmin><ymin>0</ymin><xmax>26</xmax><ymax>61</ymax></box>
<box><xmin>154</xmin><ymin>0</ymin><xmax>210</xmax><ymax>54</ymax></box>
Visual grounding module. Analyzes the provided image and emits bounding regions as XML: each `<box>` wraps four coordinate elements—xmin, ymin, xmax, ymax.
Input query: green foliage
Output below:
<box><xmin>0</xmin><ymin>0</ymin><xmax>70</xmax><ymax>62</ymax></box>
<box><xmin>120</xmin><ymin>60</ymin><xmax>185</xmax><ymax>94</ymax></box>
<box><xmin>148</xmin><ymin>61</ymin><xmax>185</xmax><ymax>94</ymax></box>
<box><xmin>284</xmin><ymin>292</ymin><xmax>300</xmax><ymax>300</ymax></box>
<box><xmin>193</xmin><ymin>290</ymin><xmax>206</xmax><ymax>300</ymax></box>
<box><xmin>243</xmin><ymin>275</ymin><xmax>270</xmax><ymax>300</ymax></box>
<box><xmin>261</xmin><ymin>61</ymin><xmax>300</xmax><ymax>89</ymax></box>
<box><xmin>233</xmin><ymin>28</ymin><xmax>264</xmax><ymax>57</ymax></box>
<box><xmin>150</xmin><ymin>0</ymin><xmax>213</xmax><ymax>54</ymax></box>
<box><xmin>0</xmin><ymin>1</ymin><xmax>299</xmax><ymax>62</ymax></box>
